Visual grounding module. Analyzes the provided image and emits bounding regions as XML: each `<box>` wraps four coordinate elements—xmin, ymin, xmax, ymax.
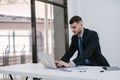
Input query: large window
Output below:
<box><xmin>0</xmin><ymin>0</ymin><xmax>67</xmax><ymax>64</ymax></box>
<box><xmin>0</xmin><ymin>0</ymin><xmax>55</xmax><ymax>66</ymax></box>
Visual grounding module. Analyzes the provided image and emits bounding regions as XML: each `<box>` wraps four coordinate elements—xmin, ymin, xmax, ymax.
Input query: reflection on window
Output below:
<box><xmin>0</xmin><ymin>30</ymin><xmax>31</xmax><ymax>56</ymax></box>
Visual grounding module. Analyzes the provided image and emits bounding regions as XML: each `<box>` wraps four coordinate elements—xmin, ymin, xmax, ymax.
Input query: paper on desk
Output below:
<box><xmin>63</xmin><ymin>66</ymin><xmax>104</xmax><ymax>72</ymax></box>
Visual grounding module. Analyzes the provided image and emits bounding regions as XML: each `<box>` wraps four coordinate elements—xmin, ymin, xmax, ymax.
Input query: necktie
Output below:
<box><xmin>78</xmin><ymin>36</ymin><xmax>83</xmax><ymax>54</ymax></box>
<box><xmin>78</xmin><ymin>36</ymin><xmax>90</xmax><ymax>65</ymax></box>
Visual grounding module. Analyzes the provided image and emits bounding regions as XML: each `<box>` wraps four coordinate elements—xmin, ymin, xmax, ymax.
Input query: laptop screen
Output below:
<box><xmin>38</xmin><ymin>53</ymin><xmax>57</xmax><ymax>69</ymax></box>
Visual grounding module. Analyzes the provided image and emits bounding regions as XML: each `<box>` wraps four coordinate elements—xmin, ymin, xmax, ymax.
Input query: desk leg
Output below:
<box><xmin>9</xmin><ymin>75</ymin><xmax>41</xmax><ymax>80</ymax></box>
<box><xmin>26</xmin><ymin>76</ymin><xmax>28</xmax><ymax>80</ymax></box>
<box><xmin>9</xmin><ymin>74</ymin><xmax>13</xmax><ymax>80</ymax></box>
<box><xmin>9</xmin><ymin>74</ymin><xmax>28</xmax><ymax>80</ymax></box>
<box><xmin>9</xmin><ymin>75</ymin><xmax>29</xmax><ymax>80</ymax></box>
<box><xmin>33</xmin><ymin>78</ymin><xmax>42</xmax><ymax>80</ymax></box>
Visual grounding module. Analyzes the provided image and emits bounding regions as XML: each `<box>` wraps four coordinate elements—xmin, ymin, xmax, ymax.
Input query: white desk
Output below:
<box><xmin>0</xmin><ymin>63</ymin><xmax>120</xmax><ymax>80</ymax></box>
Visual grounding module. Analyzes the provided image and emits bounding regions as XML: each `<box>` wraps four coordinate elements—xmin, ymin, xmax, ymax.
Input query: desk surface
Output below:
<box><xmin>0</xmin><ymin>63</ymin><xmax>120</xmax><ymax>80</ymax></box>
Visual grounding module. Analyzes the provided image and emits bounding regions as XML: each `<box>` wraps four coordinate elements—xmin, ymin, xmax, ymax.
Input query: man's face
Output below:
<box><xmin>70</xmin><ymin>21</ymin><xmax>83</xmax><ymax>35</ymax></box>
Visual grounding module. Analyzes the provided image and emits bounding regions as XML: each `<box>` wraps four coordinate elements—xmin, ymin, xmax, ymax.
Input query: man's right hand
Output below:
<box><xmin>55</xmin><ymin>60</ymin><xmax>71</xmax><ymax>68</ymax></box>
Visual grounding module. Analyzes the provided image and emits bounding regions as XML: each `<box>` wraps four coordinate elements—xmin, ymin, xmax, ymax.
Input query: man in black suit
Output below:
<box><xmin>56</xmin><ymin>15</ymin><xmax>110</xmax><ymax>67</ymax></box>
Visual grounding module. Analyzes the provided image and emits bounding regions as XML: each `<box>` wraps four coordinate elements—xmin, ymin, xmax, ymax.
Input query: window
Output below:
<box><xmin>0</xmin><ymin>30</ymin><xmax>31</xmax><ymax>56</ymax></box>
<box><xmin>0</xmin><ymin>0</ymin><xmax>55</xmax><ymax>65</ymax></box>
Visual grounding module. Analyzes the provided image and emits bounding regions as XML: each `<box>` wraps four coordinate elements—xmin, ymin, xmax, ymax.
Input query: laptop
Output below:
<box><xmin>38</xmin><ymin>53</ymin><xmax>57</xmax><ymax>69</ymax></box>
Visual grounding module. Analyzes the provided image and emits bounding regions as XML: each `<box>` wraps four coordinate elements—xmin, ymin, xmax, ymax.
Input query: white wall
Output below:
<box><xmin>67</xmin><ymin>0</ymin><xmax>120</xmax><ymax>66</ymax></box>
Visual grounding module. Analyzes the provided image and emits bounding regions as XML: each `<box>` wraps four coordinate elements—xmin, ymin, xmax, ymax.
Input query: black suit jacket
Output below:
<box><xmin>61</xmin><ymin>28</ymin><xmax>110</xmax><ymax>67</ymax></box>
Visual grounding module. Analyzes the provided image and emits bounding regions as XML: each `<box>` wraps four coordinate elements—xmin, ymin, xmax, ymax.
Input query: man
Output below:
<box><xmin>56</xmin><ymin>15</ymin><xmax>110</xmax><ymax>67</ymax></box>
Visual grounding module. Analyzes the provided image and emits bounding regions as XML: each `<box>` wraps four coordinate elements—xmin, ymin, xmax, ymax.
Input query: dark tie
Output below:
<box><xmin>78</xmin><ymin>36</ymin><xmax>90</xmax><ymax>65</ymax></box>
<box><xmin>78</xmin><ymin>36</ymin><xmax>83</xmax><ymax>54</ymax></box>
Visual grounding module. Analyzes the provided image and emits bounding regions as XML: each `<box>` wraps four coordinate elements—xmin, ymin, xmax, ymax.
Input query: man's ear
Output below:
<box><xmin>81</xmin><ymin>21</ymin><xmax>83</xmax><ymax>26</ymax></box>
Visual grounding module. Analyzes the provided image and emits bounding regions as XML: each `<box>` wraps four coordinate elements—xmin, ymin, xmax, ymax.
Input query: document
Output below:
<box><xmin>62</xmin><ymin>66</ymin><xmax>104</xmax><ymax>72</ymax></box>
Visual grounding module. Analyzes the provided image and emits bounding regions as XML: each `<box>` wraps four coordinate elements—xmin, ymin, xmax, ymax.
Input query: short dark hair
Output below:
<box><xmin>69</xmin><ymin>15</ymin><xmax>82</xmax><ymax>24</ymax></box>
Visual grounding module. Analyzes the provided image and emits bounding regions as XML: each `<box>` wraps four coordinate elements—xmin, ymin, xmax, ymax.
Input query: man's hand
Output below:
<box><xmin>55</xmin><ymin>60</ymin><xmax>71</xmax><ymax>68</ymax></box>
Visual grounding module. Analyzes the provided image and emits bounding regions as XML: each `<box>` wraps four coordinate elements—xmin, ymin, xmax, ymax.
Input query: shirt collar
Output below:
<box><xmin>78</xmin><ymin>28</ymin><xmax>84</xmax><ymax>37</ymax></box>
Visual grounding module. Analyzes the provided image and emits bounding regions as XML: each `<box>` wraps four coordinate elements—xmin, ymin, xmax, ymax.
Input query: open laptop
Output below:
<box><xmin>38</xmin><ymin>53</ymin><xmax>57</xmax><ymax>69</ymax></box>
<box><xmin>38</xmin><ymin>53</ymin><xmax>120</xmax><ymax>72</ymax></box>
